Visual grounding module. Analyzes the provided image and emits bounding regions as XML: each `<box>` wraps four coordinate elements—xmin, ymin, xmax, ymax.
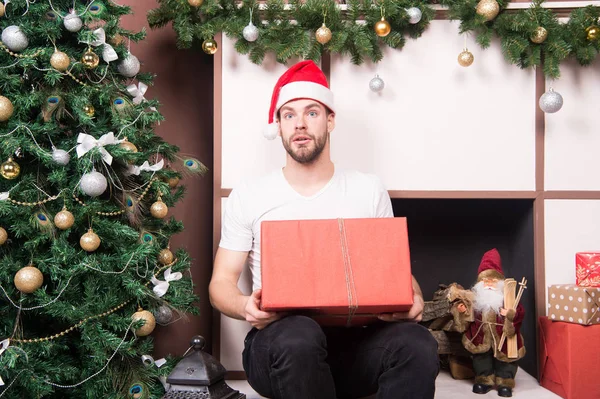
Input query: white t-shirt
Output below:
<box><xmin>219</xmin><ymin>166</ymin><xmax>394</xmax><ymax>291</ymax></box>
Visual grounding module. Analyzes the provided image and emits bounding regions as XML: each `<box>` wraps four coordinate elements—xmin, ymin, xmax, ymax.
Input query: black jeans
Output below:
<box><xmin>242</xmin><ymin>315</ymin><xmax>439</xmax><ymax>399</ymax></box>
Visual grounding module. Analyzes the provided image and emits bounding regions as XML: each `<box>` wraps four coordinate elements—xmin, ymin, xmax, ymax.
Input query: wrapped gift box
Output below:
<box><xmin>539</xmin><ymin>316</ymin><xmax>600</xmax><ymax>399</ymax></box>
<box><xmin>260</xmin><ymin>217</ymin><xmax>413</xmax><ymax>326</ymax></box>
<box><xmin>576</xmin><ymin>252</ymin><xmax>600</xmax><ymax>287</ymax></box>
<box><xmin>547</xmin><ymin>285</ymin><xmax>600</xmax><ymax>325</ymax></box>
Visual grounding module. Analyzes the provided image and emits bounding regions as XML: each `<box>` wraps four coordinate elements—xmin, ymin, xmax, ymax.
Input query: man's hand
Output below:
<box><xmin>377</xmin><ymin>292</ymin><xmax>424</xmax><ymax>322</ymax></box>
<box><xmin>245</xmin><ymin>289</ymin><xmax>283</xmax><ymax>330</ymax></box>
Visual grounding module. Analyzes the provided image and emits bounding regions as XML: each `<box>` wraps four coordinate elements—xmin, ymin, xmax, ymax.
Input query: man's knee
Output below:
<box><xmin>386</xmin><ymin>323</ymin><xmax>439</xmax><ymax>373</ymax></box>
<box><xmin>268</xmin><ymin>315</ymin><xmax>326</xmax><ymax>357</ymax></box>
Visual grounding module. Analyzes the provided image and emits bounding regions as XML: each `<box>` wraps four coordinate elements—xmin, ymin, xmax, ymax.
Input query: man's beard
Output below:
<box><xmin>472</xmin><ymin>280</ymin><xmax>505</xmax><ymax>314</ymax></box>
<box><xmin>282</xmin><ymin>130</ymin><xmax>328</xmax><ymax>164</ymax></box>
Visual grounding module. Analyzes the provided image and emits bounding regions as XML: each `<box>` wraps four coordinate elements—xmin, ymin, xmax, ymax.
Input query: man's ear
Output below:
<box><xmin>327</xmin><ymin>112</ymin><xmax>335</xmax><ymax>133</ymax></box>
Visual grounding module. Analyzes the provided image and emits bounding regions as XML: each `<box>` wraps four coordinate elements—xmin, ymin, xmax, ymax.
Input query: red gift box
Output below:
<box><xmin>539</xmin><ymin>316</ymin><xmax>600</xmax><ymax>399</ymax></box>
<box><xmin>260</xmin><ymin>217</ymin><xmax>413</xmax><ymax>326</ymax></box>
<box><xmin>576</xmin><ymin>252</ymin><xmax>600</xmax><ymax>287</ymax></box>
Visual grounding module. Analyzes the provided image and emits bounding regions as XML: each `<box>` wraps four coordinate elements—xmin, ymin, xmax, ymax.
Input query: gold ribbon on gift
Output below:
<box><xmin>337</xmin><ymin>218</ymin><xmax>358</xmax><ymax>327</ymax></box>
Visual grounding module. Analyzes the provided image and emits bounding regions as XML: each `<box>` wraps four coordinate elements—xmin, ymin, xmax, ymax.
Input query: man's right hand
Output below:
<box><xmin>244</xmin><ymin>289</ymin><xmax>282</xmax><ymax>330</ymax></box>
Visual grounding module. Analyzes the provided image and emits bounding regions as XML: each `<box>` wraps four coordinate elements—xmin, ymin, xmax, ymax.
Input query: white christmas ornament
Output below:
<box><xmin>369</xmin><ymin>74</ymin><xmax>385</xmax><ymax>92</ymax></box>
<box><xmin>539</xmin><ymin>88</ymin><xmax>563</xmax><ymax>113</ymax></box>
<box><xmin>80</xmin><ymin>171</ymin><xmax>108</xmax><ymax>197</ymax></box>
<box><xmin>117</xmin><ymin>53</ymin><xmax>141</xmax><ymax>77</ymax></box>
<box><xmin>1</xmin><ymin>26</ymin><xmax>29</xmax><ymax>52</ymax></box>
<box><xmin>63</xmin><ymin>11</ymin><xmax>83</xmax><ymax>32</ymax></box>
<box><xmin>406</xmin><ymin>7</ymin><xmax>422</xmax><ymax>24</ymax></box>
<box><xmin>243</xmin><ymin>22</ymin><xmax>259</xmax><ymax>42</ymax></box>
<box><xmin>52</xmin><ymin>148</ymin><xmax>71</xmax><ymax>165</ymax></box>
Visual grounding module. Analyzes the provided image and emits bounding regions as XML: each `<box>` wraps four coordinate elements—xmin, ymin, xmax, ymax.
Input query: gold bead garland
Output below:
<box><xmin>0</xmin><ymin>41</ymin><xmax>43</xmax><ymax>59</ymax></box>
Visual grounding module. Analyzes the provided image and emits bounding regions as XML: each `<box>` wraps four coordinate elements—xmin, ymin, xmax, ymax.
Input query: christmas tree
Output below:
<box><xmin>0</xmin><ymin>1</ymin><xmax>204</xmax><ymax>397</ymax></box>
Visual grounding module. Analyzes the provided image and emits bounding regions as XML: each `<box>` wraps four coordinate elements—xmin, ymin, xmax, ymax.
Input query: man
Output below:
<box><xmin>448</xmin><ymin>249</ymin><xmax>525</xmax><ymax>398</ymax></box>
<box><xmin>209</xmin><ymin>60</ymin><xmax>439</xmax><ymax>399</ymax></box>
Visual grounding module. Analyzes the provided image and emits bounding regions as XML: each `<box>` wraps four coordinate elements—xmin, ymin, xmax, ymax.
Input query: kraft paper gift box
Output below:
<box><xmin>260</xmin><ymin>217</ymin><xmax>413</xmax><ymax>326</ymax></box>
<box><xmin>547</xmin><ymin>284</ymin><xmax>600</xmax><ymax>325</ymax></box>
<box><xmin>575</xmin><ymin>252</ymin><xmax>600</xmax><ymax>287</ymax></box>
<box><xmin>539</xmin><ymin>316</ymin><xmax>600</xmax><ymax>399</ymax></box>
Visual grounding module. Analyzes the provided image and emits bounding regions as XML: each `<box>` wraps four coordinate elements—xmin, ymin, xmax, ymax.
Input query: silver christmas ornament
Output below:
<box><xmin>243</xmin><ymin>22</ymin><xmax>259</xmax><ymax>42</ymax></box>
<box><xmin>117</xmin><ymin>53</ymin><xmax>141</xmax><ymax>78</ymax></box>
<box><xmin>63</xmin><ymin>11</ymin><xmax>83</xmax><ymax>32</ymax></box>
<box><xmin>52</xmin><ymin>148</ymin><xmax>70</xmax><ymax>165</ymax></box>
<box><xmin>1</xmin><ymin>26</ymin><xmax>29</xmax><ymax>52</ymax></box>
<box><xmin>539</xmin><ymin>88</ymin><xmax>563</xmax><ymax>113</ymax></box>
<box><xmin>154</xmin><ymin>305</ymin><xmax>173</xmax><ymax>324</ymax></box>
<box><xmin>406</xmin><ymin>7</ymin><xmax>422</xmax><ymax>24</ymax></box>
<box><xmin>369</xmin><ymin>74</ymin><xmax>385</xmax><ymax>92</ymax></box>
<box><xmin>80</xmin><ymin>171</ymin><xmax>108</xmax><ymax>197</ymax></box>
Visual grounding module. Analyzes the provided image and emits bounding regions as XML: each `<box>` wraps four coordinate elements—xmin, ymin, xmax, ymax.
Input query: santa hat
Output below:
<box><xmin>263</xmin><ymin>60</ymin><xmax>335</xmax><ymax>140</ymax></box>
<box><xmin>477</xmin><ymin>248</ymin><xmax>505</xmax><ymax>282</ymax></box>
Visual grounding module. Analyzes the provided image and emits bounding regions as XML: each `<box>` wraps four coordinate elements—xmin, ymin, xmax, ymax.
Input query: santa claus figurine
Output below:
<box><xmin>448</xmin><ymin>248</ymin><xmax>525</xmax><ymax>398</ymax></box>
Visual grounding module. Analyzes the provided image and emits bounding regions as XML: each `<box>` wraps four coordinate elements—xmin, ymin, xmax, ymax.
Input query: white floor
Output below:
<box><xmin>226</xmin><ymin>368</ymin><xmax>561</xmax><ymax>399</ymax></box>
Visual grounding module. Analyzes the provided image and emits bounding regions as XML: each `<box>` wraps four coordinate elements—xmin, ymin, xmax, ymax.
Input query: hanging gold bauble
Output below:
<box><xmin>0</xmin><ymin>3</ymin><xmax>5</xmax><ymax>17</ymax></box>
<box><xmin>81</xmin><ymin>49</ymin><xmax>100</xmax><ymax>69</ymax></box>
<box><xmin>475</xmin><ymin>0</ymin><xmax>500</xmax><ymax>22</ymax></box>
<box><xmin>0</xmin><ymin>95</ymin><xmax>14</xmax><ymax>122</ymax></box>
<box><xmin>54</xmin><ymin>208</ymin><xmax>75</xmax><ymax>230</ymax></box>
<box><xmin>0</xmin><ymin>226</ymin><xmax>7</xmax><ymax>245</ymax></box>
<box><xmin>374</xmin><ymin>17</ymin><xmax>391</xmax><ymax>37</ymax></box>
<box><xmin>131</xmin><ymin>309</ymin><xmax>156</xmax><ymax>336</ymax></box>
<box><xmin>188</xmin><ymin>0</ymin><xmax>203</xmax><ymax>6</ymax></box>
<box><xmin>530</xmin><ymin>26</ymin><xmax>548</xmax><ymax>44</ymax></box>
<box><xmin>80</xmin><ymin>228</ymin><xmax>101</xmax><ymax>252</ymax></box>
<box><xmin>1</xmin><ymin>157</ymin><xmax>20</xmax><ymax>180</ymax></box>
<box><xmin>83</xmin><ymin>104</ymin><xmax>95</xmax><ymax>117</ymax></box>
<box><xmin>458</xmin><ymin>49</ymin><xmax>474</xmax><ymax>67</ymax></box>
<box><xmin>110</xmin><ymin>34</ymin><xmax>124</xmax><ymax>46</ymax></box>
<box><xmin>119</xmin><ymin>139</ymin><xmax>138</xmax><ymax>153</ymax></box>
<box><xmin>202</xmin><ymin>38</ymin><xmax>218</xmax><ymax>55</ymax></box>
<box><xmin>167</xmin><ymin>176</ymin><xmax>180</xmax><ymax>188</ymax></box>
<box><xmin>586</xmin><ymin>25</ymin><xmax>599</xmax><ymax>42</ymax></box>
<box><xmin>50</xmin><ymin>50</ymin><xmax>70</xmax><ymax>71</ymax></box>
<box><xmin>316</xmin><ymin>23</ymin><xmax>332</xmax><ymax>45</ymax></box>
<box><xmin>158</xmin><ymin>248</ymin><xmax>174</xmax><ymax>265</ymax></box>
<box><xmin>150</xmin><ymin>200</ymin><xmax>169</xmax><ymax>219</ymax></box>
<box><xmin>14</xmin><ymin>265</ymin><xmax>44</xmax><ymax>294</ymax></box>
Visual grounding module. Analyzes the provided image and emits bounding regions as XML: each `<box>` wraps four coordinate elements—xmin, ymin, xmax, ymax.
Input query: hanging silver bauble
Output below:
<box><xmin>80</xmin><ymin>171</ymin><xmax>108</xmax><ymax>197</ymax></box>
<box><xmin>539</xmin><ymin>88</ymin><xmax>563</xmax><ymax>113</ymax></box>
<box><xmin>153</xmin><ymin>305</ymin><xmax>173</xmax><ymax>324</ymax></box>
<box><xmin>369</xmin><ymin>74</ymin><xmax>385</xmax><ymax>92</ymax></box>
<box><xmin>243</xmin><ymin>22</ymin><xmax>259</xmax><ymax>42</ymax></box>
<box><xmin>406</xmin><ymin>7</ymin><xmax>422</xmax><ymax>24</ymax></box>
<box><xmin>117</xmin><ymin>53</ymin><xmax>141</xmax><ymax>78</ymax></box>
<box><xmin>63</xmin><ymin>11</ymin><xmax>83</xmax><ymax>32</ymax></box>
<box><xmin>1</xmin><ymin>26</ymin><xmax>29</xmax><ymax>52</ymax></box>
<box><xmin>52</xmin><ymin>148</ymin><xmax>70</xmax><ymax>165</ymax></box>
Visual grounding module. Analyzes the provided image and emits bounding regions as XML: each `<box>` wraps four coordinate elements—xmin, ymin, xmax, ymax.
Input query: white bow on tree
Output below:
<box><xmin>151</xmin><ymin>267</ymin><xmax>183</xmax><ymax>298</ymax></box>
<box><xmin>76</xmin><ymin>132</ymin><xmax>123</xmax><ymax>165</ymax></box>
<box><xmin>91</xmin><ymin>28</ymin><xmax>118</xmax><ymax>63</ymax></box>
<box><xmin>125</xmin><ymin>159</ymin><xmax>164</xmax><ymax>176</ymax></box>
<box><xmin>126</xmin><ymin>82</ymin><xmax>157</xmax><ymax>111</ymax></box>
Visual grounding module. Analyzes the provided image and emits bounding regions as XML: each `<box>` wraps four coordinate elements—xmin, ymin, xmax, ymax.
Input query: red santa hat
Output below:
<box><xmin>263</xmin><ymin>60</ymin><xmax>335</xmax><ymax>140</ymax></box>
<box><xmin>477</xmin><ymin>248</ymin><xmax>505</xmax><ymax>282</ymax></box>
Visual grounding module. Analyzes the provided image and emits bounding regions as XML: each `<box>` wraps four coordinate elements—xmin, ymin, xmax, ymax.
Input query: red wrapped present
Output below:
<box><xmin>260</xmin><ymin>217</ymin><xmax>413</xmax><ymax>326</ymax></box>
<box><xmin>576</xmin><ymin>252</ymin><xmax>600</xmax><ymax>287</ymax></box>
<box><xmin>539</xmin><ymin>316</ymin><xmax>600</xmax><ymax>399</ymax></box>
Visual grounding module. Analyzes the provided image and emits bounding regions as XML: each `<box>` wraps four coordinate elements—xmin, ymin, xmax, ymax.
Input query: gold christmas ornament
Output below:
<box><xmin>81</xmin><ymin>49</ymin><xmax>100</xmax><ymax>69</ymax></box>
<box><xmin>202</xmin><ymin>38</ymin><xmax>218</xmax><ymax>55</ymax></box>
<box><xmin>150</xmin><ymin>200</ymin><xmax>169</xmax><ymax>219</ymax></box>
<box><xmin>475</xmin><ymin>0</ymin><xmax>500</xmax><ymax>22</ymax></box>
<box><xmin>83</xmin><ymin>104</ymin><xmax>95</xmax><ymax>117</ymax></box>
<box><xmin>14</xmin><ymin>265</ymin><xmax>44</xmax><ymax>294</ymax></box>
<box><xmin>530</xmin><ymin>26</ymin><xmax>548</xmax><ymax>44</ymax></box>
<box><xmin>0</xmin><ymin>226</ymin><xmax>7</xmax><ymax>245</ymax></box>
<box><xmin>50</xmin><ymin>50</ymin><xmax>70</xmax><ymax>71</ymax></box>
<box><xmin>586</xmin><ymin>25</ymin><xmax>599</xmax><ymax>42</ymax></box>
<box><xmin>158</xmin><ymin>248</ymin><xmax>174</xmax><ymax>265</ymax></box>
<box><xmin>1</xmin><ymin>157</ymin><xmax>20</xmax><ymax>180</ymax></box>
<box><xmin>458</xmin><ymin>49</ymin><xmax>474</xmax><ymax>67</ymax></box>
<box><xmin>80</xmin><ymin>228</ymin><xmax>101</xmax><ymax>252</ymax></box>
<box><xmin>0</xmin><ymin>95</ymin><xmax>14</xmax><ymax>122</ymax></box>
<box><xmin>188</xmin><ymin>0</ymin><xmax>203</xmax><ymax>6</ymax></box>
<box><xmin>119</xmin><ymin>139</ymin><xmax>138</xmax><ymax>153</ymax></box>
<box><xmin>131</xmin><ymin>309</ymin><xmax>156</xmax><ymax>336</ymax></box>
<box><xmin>316</xmin><ymin>23</ymin><xmax>332</xmax><ymax>45</ymax></box>
<box><xmin>110</xmin><ymin>34</ymin><xmax>124</xmax><ymax>46</ymax></box>
<box><xmin>374</xmin><ymin>17</ymin><xmax>391</xmax><ymax>37</ymax></box>
<box><xmin>54</xmin><ymin>208</ymin><xmax>75</xmax><ymax>230</ymax></box>
<box><xmin>0</xmin><ymin>3</ymin><xmax>4</xmax><ymax>17</ymax></box>
<box><xmin>167</xmin><ymin>176</ymin><xmax>180</xmax><ymax>188</ymax></box>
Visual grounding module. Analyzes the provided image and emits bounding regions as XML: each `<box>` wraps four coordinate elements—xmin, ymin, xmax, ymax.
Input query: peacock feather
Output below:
<box><xmin>42</xmin><ymin>95</ymin><xmax>67</xmax><ymax>123</ymax></box>
<box><xmin>128</xmin><ymin>382</ymin><xmax>149</xmax><ymax>399</ymax></box>
<box><xmin>122</xmin><ymin>193</ymin><xmax>142</xmax><ymax>227</ymax></box>
<box><xmin>177</xmin><ymin>156</ymin><xmax>208</xmax><ymax>177</ymax></box>
<box><xmin>138</xmin><ymin>230</ymin><xmax>156</xmax><ymax>245</ymax></box>
<box><xmin>111</xmin><ymin>97</ymin><xmax>133</xmax><ymax>117</ymax></box>
<box><xmin>32</xmin><ymin>211</ymin><xmax>55</xmax><ymax>235</ymax></box>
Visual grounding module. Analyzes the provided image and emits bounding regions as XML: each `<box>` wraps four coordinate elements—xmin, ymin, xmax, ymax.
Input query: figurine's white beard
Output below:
<box><xmin>472</xmin><ymin>280</ymin><xmax>505</xmax><ymax>314</ymax></box>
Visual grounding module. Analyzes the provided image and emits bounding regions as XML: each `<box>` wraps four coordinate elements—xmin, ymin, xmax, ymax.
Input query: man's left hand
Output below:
<box><xmin>377</xmin><ymin>293</ymin><xmax>424</xmax><ymax>322</ymax></box>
